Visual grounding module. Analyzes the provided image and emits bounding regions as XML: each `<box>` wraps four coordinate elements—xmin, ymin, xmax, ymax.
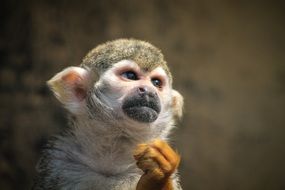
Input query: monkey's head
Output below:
<box><xmin>48</xmin><ymin>39</ymin><xmax>183</xmax><ymax>136</ymax></box>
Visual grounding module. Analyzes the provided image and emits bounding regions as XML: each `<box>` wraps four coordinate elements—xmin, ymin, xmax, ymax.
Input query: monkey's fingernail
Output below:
<box><xmin>133</xmin><ymin>151</ymin><xmax>141</xmax><ymax>160</ymax></box>
<box><xmin>133</xmin><ymin>151</ymin><xmax>143</xmax><ymax>160</ymax></box>
<box><xmin>133</xmin><ymin>144</ymin><xmax>149</xmax><ymax>160</ymax></box>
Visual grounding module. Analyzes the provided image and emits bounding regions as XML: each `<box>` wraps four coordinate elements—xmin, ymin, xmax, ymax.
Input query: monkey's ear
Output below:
<box><xmin>172</xmin><ymin>90</ymin><xmax>184</xmax><ymax>120</ymax></box>
<box><xmin>47</xmin><ymin>67</ymin><xmax>91</xmax><ymax>113</ymax></box>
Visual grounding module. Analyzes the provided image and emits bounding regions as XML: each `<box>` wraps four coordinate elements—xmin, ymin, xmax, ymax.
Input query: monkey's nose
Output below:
<box><xmin>138</xmin><ymin>87</ymin><xmax>148</xmax><ymax>96</ymax></box>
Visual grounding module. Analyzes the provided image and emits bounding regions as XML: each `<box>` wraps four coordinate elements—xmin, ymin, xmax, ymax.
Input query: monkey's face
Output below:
<box><xmin>115</xmin><ymin>61</ymin><xmax>162</xmax><ymax>123</ymax></box>
<box><xmin>96</xmin><ymin>60</ymin><xmax>172</xmax><ymax>124</ymax></box>
<box><xmin>47</xmin><ymin>60</ymin><xmax>183</xmax><ymax>128</ymax></box>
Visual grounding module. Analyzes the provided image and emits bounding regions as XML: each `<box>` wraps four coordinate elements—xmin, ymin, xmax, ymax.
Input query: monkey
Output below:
<box><xmin>33</xmin><ymin>39</ymin><xmax>184</xmax><ymax>190</ymax></box>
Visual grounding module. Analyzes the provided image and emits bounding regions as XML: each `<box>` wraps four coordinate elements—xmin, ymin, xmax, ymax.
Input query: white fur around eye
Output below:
<box><xmin>99</xmin><ymin>60</ymin><xmax>139</xmax><ymax>81</ymax></box>
<box><xmin>113</xmin><ymin>60</ymin><xmax>140</xmax><ymax>70</ymax></box>
<box><xmin>150</xmin><ymin>67</ymin><xmax>169</xmax><ymax>84</ymax></box>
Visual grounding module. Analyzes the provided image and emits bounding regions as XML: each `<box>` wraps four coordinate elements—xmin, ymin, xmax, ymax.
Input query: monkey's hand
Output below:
<box><xmin>134</xmin><ymin>139</ymin><xmax>180</xmax><ymax>190</ymax></box>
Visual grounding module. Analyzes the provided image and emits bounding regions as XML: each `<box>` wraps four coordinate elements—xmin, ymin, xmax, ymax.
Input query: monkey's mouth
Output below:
<box><xmin>122</xmin><ymin>97</ymin><xmax>161</xmax><ymax>123</ymax></box>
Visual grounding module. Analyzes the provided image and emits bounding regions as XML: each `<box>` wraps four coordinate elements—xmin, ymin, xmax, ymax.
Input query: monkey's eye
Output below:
<box><xmin>151</xmin><ymin>78</ymin><xmax>163</xmax><ymax>88</ymax></box>
<box><xmin>121</xmin><ymin>71</ymin><xmax>138</xmax><ymax>80</ymax></box>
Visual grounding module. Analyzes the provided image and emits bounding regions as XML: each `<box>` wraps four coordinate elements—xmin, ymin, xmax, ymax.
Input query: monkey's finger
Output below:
<box><xmin>143</xmin><ymin>147</ymin><xmax>172</xmax><ymax>174</ymax></box>
<box><xmin>136</xmin><ymin>157</ymin><xmax>169</xmax><ymax>182</ymax></box>
<box><xmin>133</xmin><ymin>144</ymin><xmax>148</xmax><ymax>160</ymax></box>
<box><xmin>136</xmin><ymin>157</ymin><xmax>159</xmax><ymax>171</ymax></box>
<box><xmin>151</xmin><ymin>140</ymin><xmax>180</xmax><ymax>169</ymax></box>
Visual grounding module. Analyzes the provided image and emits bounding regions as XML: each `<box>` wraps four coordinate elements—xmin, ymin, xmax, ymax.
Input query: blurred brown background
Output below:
<box><xmin>0</xmin><ymin>0</ymin><xmax>285</xmax><ymax>189</ymax></box>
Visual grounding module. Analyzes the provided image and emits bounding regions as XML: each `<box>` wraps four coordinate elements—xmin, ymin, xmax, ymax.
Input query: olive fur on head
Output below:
<box><xmin>81</xmin><ymin>39</ymin><xmax>173</xmax><ymax>83</ymax></box>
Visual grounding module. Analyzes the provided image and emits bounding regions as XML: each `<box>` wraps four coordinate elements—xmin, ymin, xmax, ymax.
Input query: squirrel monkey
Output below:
<box><xmin>33</xmin><ymin>39</ymin><xmax>184</xmax><ymax>190</ymax></box>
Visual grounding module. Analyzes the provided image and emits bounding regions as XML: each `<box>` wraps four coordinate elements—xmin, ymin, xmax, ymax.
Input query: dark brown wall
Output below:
<box><xmin>1</xmin><ymin>0</ymin><xmax>285</xmax><ymax>189</ymax></box>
